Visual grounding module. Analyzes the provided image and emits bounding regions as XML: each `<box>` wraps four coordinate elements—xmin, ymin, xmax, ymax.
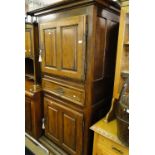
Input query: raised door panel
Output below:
<box><xmin>40</xmin><ymin>15</ymin><xmax>86</xmax><ymax>81</ymax></box>
<box><xmin>44</xmin><ymin>97</ymin><xmax>60</xmax><ymax>143</ymax></box>
<box><xmin>61</xmin><ymin>26</ymin><xmax>77</xmax><ymax>71</ymax></box>
<box><xmin>60</xmin><ymin>105</ymin><xmax>83</xmax><ymax>155</ymax></box>
<box><xmin>44</xmin><ymin>28</ymin><xmax>57</xmax><ymax>68</ymax></box>
<box><xmin>25</xmin><ymin>96</ymin><xmax>32</xmax><ymax>135</ymax></box>
<box><xmin>63</xmin><ymin>114</ymin><xmax>76</xmax><ymax>150</ymax></box>
<box><xmin>40</xmin><ymin>21</ymin><xmax>58</xmax><ymax>74</ymax></box>
<box><xmin>48</xmin><ymin>107</ymin><xmax>58</xmax><ymax>138</ymax></box>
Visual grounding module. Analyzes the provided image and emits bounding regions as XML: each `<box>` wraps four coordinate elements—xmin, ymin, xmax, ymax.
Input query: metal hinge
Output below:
<box><xmin>38</xmin><ymin>49</ymin><xmax>42</xmax><ymax>62</ymax></box>
<box><xmin>42</xmin><ymin>117</ymin><xmax>46</xmax><ymax>130</ymax></box>
<box><xmin>83</xmin><ymin>22</ymin><xmax>88</xmax><ymax>45</ymax></box>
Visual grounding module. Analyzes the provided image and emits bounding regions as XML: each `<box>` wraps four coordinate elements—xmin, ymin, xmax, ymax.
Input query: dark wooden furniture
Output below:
<box><xmin>27</xmin><ymin>0</ymin><xmax>120</xmax><ymax>154</ymax></box>
<box><xmin>25</xmin><ymin>23</ymin><xmax>42</xmax><ymax>139</ymax></box>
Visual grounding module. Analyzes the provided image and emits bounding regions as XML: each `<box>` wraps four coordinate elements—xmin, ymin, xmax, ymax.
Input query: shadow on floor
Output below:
<box><xmin>25</xmin><ymin>147</ymin><xmax>35</xmax><ymax>155</ymax></box>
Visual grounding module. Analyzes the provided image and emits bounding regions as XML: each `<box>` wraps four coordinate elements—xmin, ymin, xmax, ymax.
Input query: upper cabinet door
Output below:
<box><xmin>40</xmin><ymin>15</ymin><xmax>87</xmax><ymax>81</ymax></box>
<box><xmin>25</xmin><ymin>24</ymin><xmax>34</xmax><ymax>58</ymax></box>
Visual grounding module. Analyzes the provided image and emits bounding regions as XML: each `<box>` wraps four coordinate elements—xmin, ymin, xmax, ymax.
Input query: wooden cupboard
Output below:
<box><xmin>25</xmin><ymin>23</ymin><xmax>42</xmax><ymax>139</ymax></box>
<box><xmin>27</xmin><ymin>0</ymin><xmax>120</xmax><ymax>154</ymax></box>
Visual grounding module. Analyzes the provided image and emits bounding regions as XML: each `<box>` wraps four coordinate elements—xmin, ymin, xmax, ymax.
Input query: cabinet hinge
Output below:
<box><xmin>82</xmin><ymin>120</ymin><xmax>85</xmax><ymax>135</ymax></box>
<box><xmin>38</xmin><ymin>49</ymin><xmax>42</xmax><ymax>62</ymax></box>
<box><xmin>83</xmin><ymin>23</ymin><xmax>88</xmax><ymax>45</ymax></box>
<box><xmin>42</xmin><ymin>118</ymin><xmax>45</xmax><ymax>130</ymax></box>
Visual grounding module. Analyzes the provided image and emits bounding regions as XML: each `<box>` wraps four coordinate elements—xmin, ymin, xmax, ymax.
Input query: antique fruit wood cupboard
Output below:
<box><xmin>26</xmin><ymin>0</ymin><xmax>120</xmax><ymax>154</ymax></box>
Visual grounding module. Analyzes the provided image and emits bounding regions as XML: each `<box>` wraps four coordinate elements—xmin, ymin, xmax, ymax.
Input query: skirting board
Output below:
<box><xmin>39</xmin><ymin>136</ymin><xmax>68</xmax><ymax>155</ymax></box>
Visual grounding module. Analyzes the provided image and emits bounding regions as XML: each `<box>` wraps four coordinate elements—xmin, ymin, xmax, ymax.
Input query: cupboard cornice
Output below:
<box><xmin>27</xmin><ymin>0</ymin><xmax>120</xmax><ymax>16</ymax></box>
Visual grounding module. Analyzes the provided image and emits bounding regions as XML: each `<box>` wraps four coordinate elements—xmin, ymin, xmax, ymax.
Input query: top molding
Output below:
<box><xmin>27</xmin><ymin>0</ymin><xmax>120</xmax><ymax>16</ymax></box>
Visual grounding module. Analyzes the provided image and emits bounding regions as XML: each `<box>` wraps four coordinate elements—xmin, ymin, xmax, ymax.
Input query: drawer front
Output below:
<box><xmin>94</xmin><ymin>134</ymin><xmax>128</xmax><ymax>155</ymax></box>
<box><xmin>42</xmin><ymin>78</ymin><xmax>85</xmax><ymax>106</ymax></box>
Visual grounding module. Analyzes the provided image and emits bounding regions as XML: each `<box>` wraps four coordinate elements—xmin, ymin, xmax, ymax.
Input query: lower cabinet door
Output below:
<box><xmin>44</xmin><ymin>97</ymin><xmax>84</xmax><ymax>155</ymax></box>
<box><xmin>25</xmin><ymin>96</ymin><xmax>33</xmax><ymax>135</ymax></box>
<box><xmin>25</xmin><ymin>92</ymin><xmax>42</xmax><ymax>139</ymax></box>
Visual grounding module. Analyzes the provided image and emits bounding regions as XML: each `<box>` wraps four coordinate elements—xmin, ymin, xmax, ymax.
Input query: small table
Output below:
<box><xmin>90</xmin><ymin>118</ymin><xmax>129</xmax><ymax>155</ymax></box>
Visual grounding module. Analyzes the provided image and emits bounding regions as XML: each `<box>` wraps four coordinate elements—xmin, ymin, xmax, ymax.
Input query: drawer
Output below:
<box><xmin>94</xmin><ymin>134</ymin><xmax>128</xmax><ymax>155</ymax></box>
<box><xmin>42</xmin><ymin>78</ymin><xmax>85</xmax><ymax>106</ymax></box>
